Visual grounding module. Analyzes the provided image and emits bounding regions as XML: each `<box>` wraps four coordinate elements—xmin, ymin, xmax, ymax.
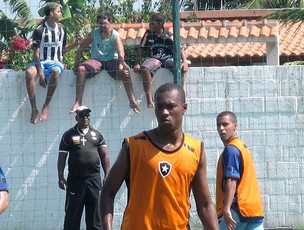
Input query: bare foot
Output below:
<box><xmin>70</xmin><ymin>102</ymin><xmax>80</xmax><ymax>114</ymax></box>
<box><xmin>30</xmin><ymin>109</ymin><xmax>39</xmax><ymax>124</ymax></box>
<box><xmin>130</xmin><ymin>103</ymin><xmax>141</xmax><ymax>114</ymax></box>
<box><xmin>39</xmin><ymin>107</ymin><xmax>48</xmax><ymax>122</ymax></box>
<box><xmin>147</xmin><ymin>102</ymin><xmax>154</xmax><ymax>108</ymax></box>
<box><xmin>147</xmin><ymin>97</ymin><xmax>154</xmax><ymax>108</ymax></box>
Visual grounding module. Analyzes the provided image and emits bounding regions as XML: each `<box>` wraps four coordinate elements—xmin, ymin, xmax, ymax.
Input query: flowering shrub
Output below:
<box><xmin>10</xmin><ymin>36</ymin><xmax>31</xmax><ymax>51</ymax></box>
<box><xmin>0</xmin><ymin>50</ymin><xmax>7</xmax><ymax>69</ymax></box>
<box><xmin>6</xmin><ymin>36</ymin><xmax>32</xmax><ymax>71</ymax></box>
<box><xmin>0</xmin><ymin>36</ymin><xmax>78</xmax><ymax>71</ymax></box>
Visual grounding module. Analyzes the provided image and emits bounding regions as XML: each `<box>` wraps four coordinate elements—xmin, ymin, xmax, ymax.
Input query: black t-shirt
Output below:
<box><xmin>59</xmin><ymin>125</ymin><xmax>106</xmax><ymax>177</ymax></box>
<box><xmin>139</xmin><ymin>29</ymin><xmax>174</xmax><ymax>62</ymax></box>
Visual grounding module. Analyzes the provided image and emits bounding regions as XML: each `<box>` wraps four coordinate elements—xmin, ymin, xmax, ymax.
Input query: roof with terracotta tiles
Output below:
<box><xmin>112</xmin><ymin>20</ymin><xmax>304</xmax><ymax>59</ymax></box>
<box><xmin>31</xmin><ymin>17</ymin><xmax>300</xmax><ymax>59</ymax></box>
<box><xmin>114</xmin><ymin>19</ymin><xmax>279</xmax><ymax>43</ymax></box>
<box><xmin>17</xmin><ymin>10</ymin><xmax>304</xmax><ymax>61</ymax></box>
<box><xmin>182</xmin><ymin>21</ymin><xmax>304</xmax><ymax>59</ymax></box>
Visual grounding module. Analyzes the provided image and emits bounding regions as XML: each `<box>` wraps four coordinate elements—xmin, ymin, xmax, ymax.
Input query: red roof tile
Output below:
<box><xmin>112</xmin><ymin>19</ymin><xmax>304</xmax><ymax>59</ymax></box>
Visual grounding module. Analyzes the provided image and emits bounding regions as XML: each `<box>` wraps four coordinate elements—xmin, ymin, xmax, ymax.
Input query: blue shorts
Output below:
<box><xmin>219</xmin><ymin>209</ymin><xmax>264</xmax><ymax>230</ymax></box>
<box><xmin>27</xmin><ymin>60</ymin><xmax>64</xmax><ymax>81</ymax></box>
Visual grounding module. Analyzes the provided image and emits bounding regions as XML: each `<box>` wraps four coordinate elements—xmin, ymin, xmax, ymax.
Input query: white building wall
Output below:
<box><xmin>0</xmin><ymin>66</ymin><xmax>303</xmax><ymax>229</ymax></box>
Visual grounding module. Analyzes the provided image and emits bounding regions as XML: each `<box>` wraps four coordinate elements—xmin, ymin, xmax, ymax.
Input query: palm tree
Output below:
<box><xmin>4</xmin><ymin>0</ymin><xmax>36</xmax><ymax>27</ymax></box>
<box><xmin>223</xmin><ymin>0</ymin><xmax>304</xmax><ymax>23</ymax></box>
<box><xmin>248</xmin><ymin>0</ymin><xmax>302</xmax><ymax>8</ymax></box>
<box><xmin>0</xmin><ymin>0</ymin><xmax>87</xmax><ymax>40</ymax></box>
<box><xmin>247</xmin><ymin>0</ymin><xmax>304</xmax><ymax>23</ymax></box>
<box><xmin>0</xmin><ymin>0</ymin><xmax>88</xmax><ymax>69</ymax></box>
<box><xmin>0</xmin><ymin>0</ymin><xmax>35</xmax><ymax>48</ymax></box>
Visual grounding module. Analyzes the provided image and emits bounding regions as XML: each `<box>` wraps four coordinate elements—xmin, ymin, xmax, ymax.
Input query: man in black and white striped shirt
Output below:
<box><xmin>25</xmin><ymin>2</ymin><xmax>81</xmax><ymax>124</ymax></box>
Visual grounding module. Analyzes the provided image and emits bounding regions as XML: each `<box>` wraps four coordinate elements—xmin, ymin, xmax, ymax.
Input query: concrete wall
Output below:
<box><xmin>0</xmin><ymin>66</ymin><xmax>303</xmax><ymax>229</ymax></box>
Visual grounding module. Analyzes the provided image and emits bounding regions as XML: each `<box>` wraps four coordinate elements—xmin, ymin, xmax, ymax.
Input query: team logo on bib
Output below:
<box><xmin>159</xmin><ymin>161</ymin><xmax>172</xmax><ymax>178</ymax></box>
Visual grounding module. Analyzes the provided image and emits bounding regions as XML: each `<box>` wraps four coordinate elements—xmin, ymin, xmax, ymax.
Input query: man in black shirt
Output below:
<box><xmin>57</xmin><ymin>105</ymin><xmax>110</xmax><ymax>230</ymax></box>
<box><xmin>133</xmin><ymin>12</ymin><xmax>188</xmax><ymax>108</ymax></box>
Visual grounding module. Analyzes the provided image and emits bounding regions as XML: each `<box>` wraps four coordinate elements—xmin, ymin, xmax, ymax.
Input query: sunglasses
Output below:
<box><xmin>78</xmin><ymin>113</ymin><xmax>90</xmax><ymax>118</ymax></box>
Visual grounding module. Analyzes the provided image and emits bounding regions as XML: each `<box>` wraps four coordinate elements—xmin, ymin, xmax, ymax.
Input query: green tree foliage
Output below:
<box><xmin>1</xmin><ymin>0</ymin><xmax>192</xmax><ymax>69</ymax></box>
<box><xmin>247</xmin><ymin>0</ymin><xmax>304</xmax><ymax>24</ymax></box>
<box><xmin>3</xmin><ymin>0</ymin><xmax>36</xmax><ymax>29</ymax></box>
<box><xmin>223</xmin><ymin>0</ymin><xmax>251</xmax><ymax>9</ymax></box>
<box><xmin>222</xmin><ymin>0</ymin><xmax>304</xmax><ymax>24</ymax></box>
<box><xmin>248</xmin><ymin>0</ymin><xmax>303</xmax><ymax>8</ymax></box>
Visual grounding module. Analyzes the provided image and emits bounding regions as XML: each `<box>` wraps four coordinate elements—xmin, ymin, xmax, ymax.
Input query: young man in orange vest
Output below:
<box><xmin>99</xmin><ymin>83</ymin><xmax>219</xmax><ymax>230</ymax></box>
<box><xmin>216</xmin><ymin>111</ymin><xmax>264</xmax><ymax>230</ymax></box>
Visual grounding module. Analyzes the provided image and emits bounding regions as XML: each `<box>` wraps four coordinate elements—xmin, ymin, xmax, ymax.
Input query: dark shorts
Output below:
<box><xmin>81</xmin><ymin>59</ymin><xmax>130</xmax><ymax>79</ymax></box>
<box><xmin>141</xmin><ymin>58</ymin><xmax>177</xmax><ymax>76</ymax></box>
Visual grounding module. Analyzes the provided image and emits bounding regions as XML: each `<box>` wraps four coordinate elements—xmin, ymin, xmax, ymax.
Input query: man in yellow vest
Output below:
<box><xmin>99</xmin><ymin>83</ymin><xmax>219</xmax><ymax>230</ymax></box>
<box><xmin>216</xmin><ymin>111</ymin><xmax>264</xmax><ymax>230</ymax></box>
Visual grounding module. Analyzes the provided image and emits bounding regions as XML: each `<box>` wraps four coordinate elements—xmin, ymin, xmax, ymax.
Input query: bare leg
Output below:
<box><xmin>26</xmin><ymin>66</ymin><xmax>39</xmax><ymax>124</ymax></box>
<box><xmin>140</xmin><ymin>67</ymin><xmax>154</xmax><ymax>108</ymax></box>
<box><xmin>70</xmin><ymin>66</ymin><xmax>87</xmax><ymax>113</ymax></box>
<box><xmin>115</xmin><ymin>67</ymin><xmax>141</xmax><ymax>114</ymax></box>
<box><xmin>39</xmin><ymin>68</ymin><xmax>60</xmax><ymax>122</ymax></box>
<box><xmin>181</xmin><ymin>69</ymin><xmax>187</xmax><ymax>89</ymax></box>
<box><xmin>122</xmin><ymin>78</ymin><xmax>140</xmax><ymax>114</ymax></box>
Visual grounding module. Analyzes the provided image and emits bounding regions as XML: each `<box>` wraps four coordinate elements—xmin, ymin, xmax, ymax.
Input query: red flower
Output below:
<box><xmin>6</xmin><ymin>37</ymin><xmax>32</xmax><ymax>70</ymax></box>
<box><xmin>9</xmin><ymin>36</ymin><xmax>31</xmax><ymax>52</ymax></box>
<box><xmin>0</xmin><ymin>60</ymin><xmax>7</xmax><ymax>69</ymax></box>
<box><xmin>0</xmin><ymin>51</ymin><xmax>8</xmax><ymax>69</ymax></box>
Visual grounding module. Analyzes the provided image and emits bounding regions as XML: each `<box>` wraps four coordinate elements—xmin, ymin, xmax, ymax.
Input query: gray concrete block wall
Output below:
<box><xmin>0</xmin><ymin>66</ymin><xmax>303</xmax><ymax>229</ymax></box>
<box><xmin>186</xmin><ymin>66</ymin><xmax>304</xmax><ymax>228</ymax></box>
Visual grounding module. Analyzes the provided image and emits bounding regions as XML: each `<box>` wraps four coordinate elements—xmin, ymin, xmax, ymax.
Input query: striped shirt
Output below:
<box><xmin>32</xmin><ymin>21</ymin><xmax>67</xmax><ymax>62</ymax></box>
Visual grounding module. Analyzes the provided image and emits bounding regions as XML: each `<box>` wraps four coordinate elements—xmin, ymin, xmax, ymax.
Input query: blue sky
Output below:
<box><xmin>0</xmin><ymin>1</ymin><xmax>144</xmax><ymax>19</ymax></box>
<box><xmin>1</xmin><ymin>1</ymin><xmax>43</xmax><ymax>19</ymax></box>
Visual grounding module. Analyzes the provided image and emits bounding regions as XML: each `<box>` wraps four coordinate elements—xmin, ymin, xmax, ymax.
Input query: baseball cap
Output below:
<box><xmin>76</xmin><ymin>106</ymin><xmax>91</xmax><ymax>114</ymax></box>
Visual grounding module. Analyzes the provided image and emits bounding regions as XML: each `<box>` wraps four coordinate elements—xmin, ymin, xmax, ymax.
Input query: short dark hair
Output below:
<box><xmin>150</xmin><ymin>12</ymin><xmax>165</xmax><ymax>25</ymax></box>
<box><xmin>97</xmin><ymin>12</ymin><xmax>113</xmax><ymax>23</ymax></box>
<box><xmin>154</xmin><ymin>83</ymin><xmax>185</xmax><ymax>104</ymax></box>
<box><xmin>217</xmin><ymin>111</ymin><xmax>238</xmax><ymax>124</ymax></box>
<box><xmin>43</xmin><ymin>2</ymin><xmax>62</xmax><ymax>17</ymax></box>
